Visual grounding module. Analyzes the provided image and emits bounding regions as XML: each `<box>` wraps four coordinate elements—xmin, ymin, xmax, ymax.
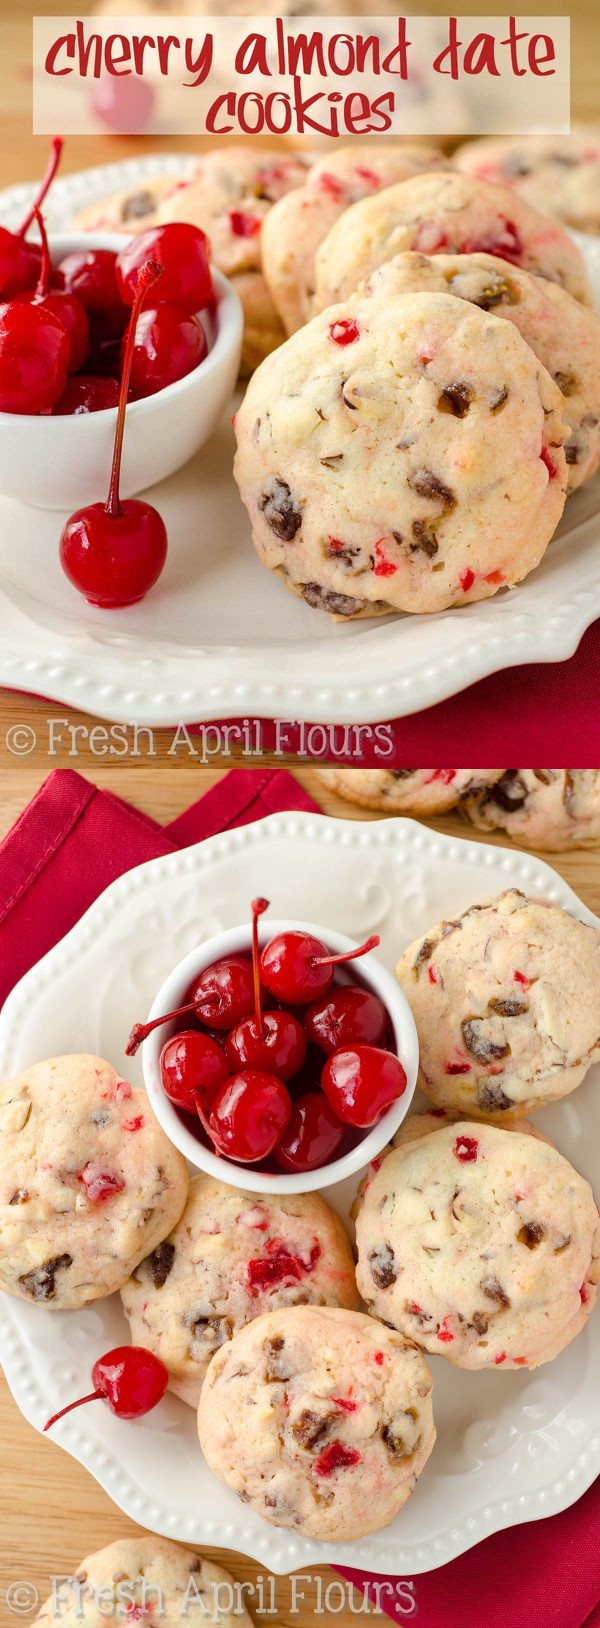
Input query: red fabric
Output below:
<box><xmin>340</xmin><ymin>1476</ymin><xmax>600</xmax><ymax>1628</ymax></box>
<box><xmin>0</xmin><ymin>765</ymin><xmax>598</xmax><ymax>1626</ymax></box>
<box><xmin>0</xmin><ymin>767</ymin><xmax>316</xmax><ymax>1009</ymax></box>
<box><xmin>215</xmin><ymin>621</ymin><xmax>600</xmax><ymax>766</ymax></box>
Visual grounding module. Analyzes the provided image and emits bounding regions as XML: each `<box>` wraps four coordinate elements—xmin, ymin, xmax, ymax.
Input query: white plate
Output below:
<box><xmin>0</xmin><ymin>812</ymin><xmax>598</xmax><ymax>1576</ymax></box>
<box><xmin>0</xmin><ymin>156</ymin><xmax>599</xmax><ymax>726</ymax></box>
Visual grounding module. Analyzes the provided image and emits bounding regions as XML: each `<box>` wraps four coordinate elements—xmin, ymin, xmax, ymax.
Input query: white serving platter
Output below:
<box><xmin>0</xmin><ymin>155</ymin><xmax>599</xmax><ymax>726</ymax></box>
<box><xmin>0</xmin><ymin>812</ymin><xmax>598</xmax><ymax>1575</ymax></box>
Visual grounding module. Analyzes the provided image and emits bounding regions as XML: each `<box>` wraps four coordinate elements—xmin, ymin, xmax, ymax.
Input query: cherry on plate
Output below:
<box><xmin>275</xmin><ymin>1091</ymin><xmax>345</xmax><ymax>1172</ymax></box>
<box><xmin>321</xmin><ymin>1044</ymin><xmax>407</xmax><ymax>1127</ymax></box>
<box><xmin>160</xmin><ymin>1029</ymin><xmax>230</xmax><ymax>1111</ymax></box>
<box><xmin>116</xmin><ymin>223</ymin><xmax>212</xmax><ymax>315</ymax></box>
<box><xmin>305</xmin><ymin>985</ymin><xmax>388</xmax><ymax>1056</ymax></box>
<box><xmin>44</xmin><ymin>1345</ymin><xmax>168</xmax><ymax>1431</ymax></box>
<box><xmin>60</xmin><ymin>259</ymin><xmax>168</xmax><ymax>608</ymax></box>
<box><xmin>127</xmin><ymin>303</ymin><xmax>207</xmax><ymax>398</ymax></box>
<box><xmin>199</xmin><ymin>1069</ymin><xmax>291</xmax><ymax>1163</ymax></box>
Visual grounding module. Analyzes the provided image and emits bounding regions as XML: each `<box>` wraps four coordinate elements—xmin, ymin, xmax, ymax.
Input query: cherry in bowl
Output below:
<box><xmin>139</xmin><ymin>914</ymin><xmax>419</xmax><ymax>1195</ymax></box>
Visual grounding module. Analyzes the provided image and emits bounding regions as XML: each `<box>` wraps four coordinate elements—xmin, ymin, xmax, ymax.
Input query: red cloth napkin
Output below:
<box><xmin>217</xmin><ymin>621</ymin><xmax>600</xmax><ymax>765</ymax></box>
<box><xmin>0</xmin><ymin>765</ymin><xmax>598</xmax><ymax>1628</ymax></box>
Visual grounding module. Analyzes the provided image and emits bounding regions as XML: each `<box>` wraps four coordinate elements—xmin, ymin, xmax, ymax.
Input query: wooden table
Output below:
<box><xmin>1</xmin><ymin>761</ymin><xmax>599</xmax><ymax>1624</ymax></box>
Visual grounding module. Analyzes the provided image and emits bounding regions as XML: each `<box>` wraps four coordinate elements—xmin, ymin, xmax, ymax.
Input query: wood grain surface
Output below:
<box><xmin>0</xmin><ymin>760</ymin><xmax>599</xmax><ymax>1626</ymax></box>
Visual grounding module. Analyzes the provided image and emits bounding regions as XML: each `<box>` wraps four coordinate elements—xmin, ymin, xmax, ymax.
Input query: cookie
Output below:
<box><xmin>454</xmin><ymin>131</ymin><xmax>600</xmax><ymax>237</ymax></box>
<box><xmin>262</xmin><ymin>144</ymin><xmax>446</xmax><ymax>335</ymax></box>
<box><xmin>317</xmin><ymin>767</ymin><xmax>503</xmax><ymax>815</ymax></box>
<box><xmin>358</xmin><ymin>251</ymin><xmax>600</xmax><ymax>492</ymax></box>
<box><xmin>36</xmin><ymin>1536</ymin><xmax>252</xmax><ymax>1628</ymax></box>
<box><xmin>156</xmin><ymin>148</ymin><xmax>308</xmax><ymax>370</ymax></box>
<box><xmin>355</xmin><ymin>1120</ymin><xmax>599</xmax><ymax>1370</ymax></box>
<box><xmin>463</xmin><ymin>770</ymin><xmax>600</xmax><ymax>851</ymax></box>
<box><xmin>315</xmin><ymin>171</ymin><xmax>594</xmax><ymax>312</ymax></box>
<box><xmin>395</xmin><ymin>889</ymin><xmax>600</xmax><ymax>1117</ymax></box>
<box><xmin>350</xmin><ymin>1107</ymin><xmax>547</xmax><ymax>1223</ymax></box>
<box><xmin>233</xmin><ymin>290</ymin><xmax>568</xmax><ymax>618</ymax></box>
<box><xmin>121</xmin><ymin>1174</ymin><xmax>360</xmax><ymax>1409</ymax></box>
<box><xmin>73</xmin><ymin>174</ymin><xmax>181</xmax><ymax>235</ymax></box>
<box><xmin>156</xmin><ymin>148</ymin><xmax>308</xmax><ymax>277</ymax></box>
<box><xmin>198</xmin><ymin>1305</ymin><xmax>435</xmax><ymax>1541</ymax></box>
<box><xmin>0</xmin><ymin>1055</ymin><xmax>188</xmax><ymax>1308</ymax></box>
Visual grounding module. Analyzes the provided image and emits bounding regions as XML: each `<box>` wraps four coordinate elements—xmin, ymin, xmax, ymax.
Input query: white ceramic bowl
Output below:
<box><xmin>0</xmin><ymin>232</ymin><xmax>243</xmax><ymax>509</ymax></box>
<box><xmin>142</xmin><ymin>917</ymin><xmax>419</xmax><ymax>1195</ymax></box>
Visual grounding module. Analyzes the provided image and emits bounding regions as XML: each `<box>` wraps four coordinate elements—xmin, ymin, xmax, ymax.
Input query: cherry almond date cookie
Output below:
<box><xmin>121</xmin><ymin>1174</ymin><xmax>359</xmax><ymax>1408</ymax></box>
<box><xmin>395</xmin><ymin>890</ymin><xmax>600</xmax><ymax>1117</ymax></box>
<box><xmin>314</xmin><ymin>172</ymin><xmax>594</xmax><ymax>311</ymax></box>
<box><xmin>317</xmin><ymin>767</ymin><xmax>503</xmax><ymax>815</ymax></box>
<box><xmin>358</xmin><ymin>251</ymin><xmax>600</xmax><ymax>492</ymax></box>
<box><xmin>262</xmin><ymin>143</ymin><xmax>447</xmax><ymax>336</ymax></box>
<box><xmin>355</xmin><ymin>1121</ymin><xmax>599</xmax><ymax>1370</ymax></box>
<box><xmin>0</xmin><ymin>1055</ymin><xmax>188</xmax><ymax>1308</ymax></box>
<box><xmin>455</xmin><ymin>131</ymin><xmax>600</xmax><ymax>237</ymax></box>
<box><xmin>463</xmin><ymin>770</ymin><xmax>600</xmax><ymax>852</ymax></box>
<box><xmin>74</xmin><ymin>174</ymin><xmax>182</xmax><ymax>236</ymax></box>
<box><xmin>233</xmin><ymin>291</ymin><xmax>568</xmax><ymax>618</ymax></box>
<box><xmin>198</xmin><ymin>1305</ymin><xmax>435</xmax><ymax>1541</ymax></box>
<box><xmin>36</xmin><ymin>1537</ymin><xmax>253</xmax><ymax>1628</ymax></box>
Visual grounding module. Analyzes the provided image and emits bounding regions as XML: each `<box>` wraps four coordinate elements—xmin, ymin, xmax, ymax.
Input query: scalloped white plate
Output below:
<box><xmin>0</xmin><ymin>812</ymin><xmax>598</xmax><ymax>1575</ymax></box>
<box><xmin>0</xmin><ymin>155</ymin><xmax>599</xmax><ymax>725</ymax></box>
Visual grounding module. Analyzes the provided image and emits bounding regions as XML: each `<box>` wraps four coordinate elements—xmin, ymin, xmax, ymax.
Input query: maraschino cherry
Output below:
<box><xmin>160</xmin><ymin>1028</ymin><xmax>229</xmax><ymax>1112</ymax></box>
<box><xmin>128</xmin><ymin>302</ymin><xmax>208</xmax><ymax>399</ymax></box>
<box><xmin>53</xmin><ymin>375</ymin><xmax>120</xmax><ymax>415</ymax></box>
<box><xmin>0</xmin><ymin>244</ymin><xmax>70</xmax><ymax>415</ymax></box>
<box><xmin>0</xmin><ymin>136</ymin><xmax>63</xmax><ymax>298</ymax></box>
<box><xmin>275</xmin><ymin>1091</ymin><xmax>345</xmax><ymax>1173</ymax></box>
<box><xmin>17</xmin><ymin>209</ymin><xmax>89</xmax><ymax>374</ymax></box>
<box><xmin>59</xmin><ymin>259</ymin><xmax>168</xmax><ymax>608</ymax></box>
<box><xmin>43</xmin><ymin>1345</ymin><xmax>168</xmax><ymax>1432</ymax></box>
<box><xmin>58</xmin><ymin>247</ymin><xmax>127</xmax><ymax>339</ymax></box>
<box><xmin>226</xmin><ymin>898</ymin><xmax>307</xmax><ymax>1080</ymax></box>
<box><xmin>260</xmin><ymin>929</ymin><xmax>380</xmax><ymax>1006</ymax></box>
<box><xmin>126</xmin><ymin>955</ymin><xmax>255</xmax><ymax>1055</ymax></box>
<box><xmin>197</xmin><ymin>1068</ymin><xmax>291</xmax><ymax>1164</ymax></box>
<box><xmin>116</xmin><ymin>223</ymin><xmax>212</xmax><ymax>314</ymax></box>
<box><xmin>305</xmin><ymin>985</ymin><xmax>388</xmax><ymax>1056</ymax></box>
<box><xmin>322</xmin><ymin>1044</ymin><xmax>407</xmax><ymax>1127</ymax></box>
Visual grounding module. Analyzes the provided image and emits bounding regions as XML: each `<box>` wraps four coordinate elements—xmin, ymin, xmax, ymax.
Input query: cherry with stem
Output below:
<box><xmin>260</xmin><ymin>928</ymin><xmax>381</xmax><ymax>1005</ymax></box>
<box><xmin>43</xmin><ymin>1345</ymin><xmax>168</xmax><ymax>1432</ymax></box>
<box><xmin>59</xmin><ymin>259</ymin><xmax>168</xmax><ymax>608</ymax></box>
<box><xmin>226</xmin><ymin>898</ymin><xmax>306</xmax><ymax>1079</ymax></box>
<box><xmin>0</xmin><ymin>136</ymin><xmax>63</xmax><ymax>298</ymax></box>
<box><xmin>22</xmin><ymin>209</ymin><xmax>89</xmax><ymax>374</ymax></box>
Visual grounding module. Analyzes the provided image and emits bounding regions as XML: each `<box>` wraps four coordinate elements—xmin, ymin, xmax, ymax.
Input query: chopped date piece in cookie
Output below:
<box><xmin>259</xmin><ymin>477</ymin><xmax>302</xmax><ymax>542</ymax></box>
<box><xmin>18</xmin><ymin>1254</ymin><xmax>73</xmax><ymax>1302</ymax></box>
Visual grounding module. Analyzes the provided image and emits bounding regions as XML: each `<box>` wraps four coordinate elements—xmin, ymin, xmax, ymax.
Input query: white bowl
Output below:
<box><xmin>0</xmin><ymin>232</ymin><xmax>243</xmax><ymax>509</ymax></box>
<box><xmin>142</xmin><ymin>917</ymin><xmax>419</xmax><ymax>1195</ymax></box>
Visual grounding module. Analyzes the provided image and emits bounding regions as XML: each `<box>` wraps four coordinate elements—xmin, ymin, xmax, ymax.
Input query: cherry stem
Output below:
<box><xmin>32</xmin><ymin>208</ymin><xmax>51</xmax><ymax>299</ymax></box>
<box><xmin>19</xmin><ymin>136</ymin><xmax>63</xmax><ymax>238</ymax></box>
<box><xmin>251</xmin><ymin>897</ymin><xmax>269</xmax><ymax>1038</ymax></box>
<box><xmin>125</xmin><ymin>993</ymin><xmax>217</xmax><ymax>1056</ymax></box>
<box><xmin>311</xmin><ymin>933</ymin><xmax>380</xmax><ymax>968</ymax></box>
<box><xmin>44</xmin><ymin>1388</ymin><xmax>103</xmax><ymax>1432</ymax></box>
<box><xmin>106</xmin><ymin>258</ymin><xmax>163</xmax><ymax>520</ymax></box>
